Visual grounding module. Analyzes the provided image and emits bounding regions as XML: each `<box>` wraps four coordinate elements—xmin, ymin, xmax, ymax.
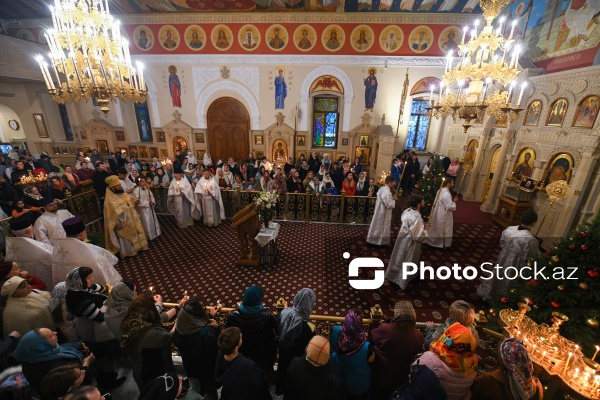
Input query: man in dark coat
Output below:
<box><xmin>307</xmin><ymin>151</ymin><xmax>320</xmax><ymax>175</ymax></box>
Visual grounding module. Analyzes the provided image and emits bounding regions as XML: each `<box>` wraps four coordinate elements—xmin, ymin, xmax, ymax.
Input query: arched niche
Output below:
<box><xmin>263</xmin><ymin>114</ymin><xmax>295</xmax><ymax>169</ymax></box>
<box><xmin>82</xmin><ymin>112</ymin><xmax>116</xmax><ymax>153</ymax></box>
<box><xmin>162</xmin><ymin>111</ymin><xmax>202</xmax><ymax>159</ymax></box>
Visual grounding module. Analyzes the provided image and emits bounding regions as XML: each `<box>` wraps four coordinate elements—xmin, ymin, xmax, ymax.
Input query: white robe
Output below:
<box><xmin>194</xmin><ymin>176</ymin><xmax>225</xmax><ymax>227</ymax></box>
<box><xmin>477</xmin><ymin>226</ymin><xmax>540</xmax><ymax>302</ymax></box>
<box><xmin>426</xmin><ymin>188</ymin><xmax>456</xmax><ymax>248</ymax></box>
<box><xmin>52</xmin><ymin>238</ymin><xmax>122</xmax><ymax>286</ymax></box>
<box><xmin>34</xmin><ymin>209</ymin><xmax>75</xmax><ymax>245</ymax></box>
<box><xmin>167</xmin><ymin>177</ymin><xmax>200</xmax><ymax>228</ymax></box>
<box><xmin>5</xmin><ymin>237</ymin><xmax>54</xmax><ymax>290</ymax></box>
<box><xmin>386</xmin><ymin>208</ymin><xmax>428</xmax><ymax>290</ymax></box>
<box><xmin>133</xmin><ymin>186</ymin><xmax>161</xmax><ymax>240</ymax></box>
<box><xmin>120</xmin><ymin>177</ymin><xmax>136</xmax><ymax>192</ymax></box>
<box><xmin>366</xmin><ymin>185</ymin><xmax>396</xmax><ymax>245</ymax></box>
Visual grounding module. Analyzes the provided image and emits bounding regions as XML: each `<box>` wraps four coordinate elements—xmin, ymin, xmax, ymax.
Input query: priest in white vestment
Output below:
<box><xmin>5</xmin><ymin>237</ymin><xmax>54</xmax><ymax>290</ymax></box>
<box><xmin>426</xmin><ymin>178</ymin><xmax>456</xmax><ymax>248</ymax></box>
<box><xmin>51</xmin><ymin>216</ymin><xmax>122</xmax><ymax>286</ymax></box>
<box><xmin>477</xmin><ymin>211</ymin><xmax>540</xmax><ymax>302</ymax></box>
<box><xmin>366</xmin><ymin>176</ymin><xmax>397</xmax><ymax>245</ymax></box>
<box><xmin>33</xmin><ymin>197</ymin><xmax>74</xmax><ymax>245</ymax></box>
<box><xmin>167</xmin><ymin>168</ymin><xmax>200</xmax><ymax>228</ymax></box>
<box><xmin>194</xmin><ymin>170</ymin><xmax>225</xmax><ymax>227</ymax></box>
<box><xmin>385</xmin><ymin>195</ymin><xmax>429</xmax><ymax>290</ymax></box>
<box><xmin>133</xmin><ymin>179</ymin><xmax>161</xmax><ymax>240</ymax></box>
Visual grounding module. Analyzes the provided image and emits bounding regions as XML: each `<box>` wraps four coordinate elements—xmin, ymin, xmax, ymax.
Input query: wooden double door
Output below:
<box><xmin>207</xmin><ymin>97</ymin><xmax>250</xmax><ymax>164</ymax></box>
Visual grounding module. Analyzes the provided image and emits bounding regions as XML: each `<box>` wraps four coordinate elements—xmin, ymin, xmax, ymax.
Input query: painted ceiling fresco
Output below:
<box><xmin>494</xmin><ymin>0</ymin><xmax>600</xmax><ymax>72</ymax></box>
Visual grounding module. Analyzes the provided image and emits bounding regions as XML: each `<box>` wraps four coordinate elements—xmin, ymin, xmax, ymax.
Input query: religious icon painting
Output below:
<box><xmin>350</xmin><ymin>25</ymin><xmax>374</xmax><ymax>52</ymax></box>
<box><xmin>542</xmin><ymin>153</ymin><xmax>574</xmax><ymax>186</ymax></box>
<box><xmin>494</xmin><ymin>113</ymin><xmax>508</xmax><ymax>128</ymax></box>
<box><xmin>159</xmin><ymin>149</ymin><xmax>168</xmax><ymax>159</ymax></box>
<box><xmin>322</xmin><ymin>25</ymin><xmax>345</xmax><ymax>52</ymax></box>
<box><xmin>238</xmin><ymin>24</ymin><xmax>261</xmax><ymax>52</ymax></box>
<box><xmin>211</xmin><ymin>25</ymin><xmax>234</xmax><ymax>52</ymax></box>
<box><xmin>135</xmin><ymin>101</ymin><xmax>153</xmax><ymax>142</ymax></box>
<box><xmin>138</xmin><ymin>146</ymin><xmax>149</xmax><ymax>159</ymax></box>
<box><xmin>196</xmin><ymin>150</ymin><xmax>205</xmax><ymax>161</ymax></box>
<box><xmin>195</xmin><ymin>132</ymin><xmax>205</xmax><ymax>144</ymax></box>
<box><xmin>128</xmin><ymin>146</ymin><xmax>138</xmax><ymax>158</ymax></box>
<box><xmin>523</xmin><ymin>100</ymin><xmax>542</xmax><ymax>126</ymax></box>
<box><xmin>546</xmin><ymin>98</ymin><xmax>568</xmax><ymax>127</ymax></box>
<box><xmin>184</xmin><ymin>25</ymin><xmax>206</xmax><ymax>51</ymax></box>
<box><xmin>158</xmin><ymin>25</ymin><xmax>180</xmax><ymax>51</ymax></box>
<box><xmin>355</xmin><ymin>146</ymin><xmax>371</xmax><ymax>166</ymax></box>
<box><xmin>379</xmin><ymin>25</ymin><xmax>403</xmax><ymax>53</ymax></box>
<box><xmin>359</xmin><ymin>136</ymin><xmax>369</xmax><ymax>146</ymax></box>
<box><xmin>296</xmin><ymin>135</ymin><xmax>306</xmax><ymax>146</ymax></box>
<box><xmin>133</xmin><ymin>25</ymin><xmax>154</xmax><ymax>51</ymax></box>
<box><xmin>156</xmin><ymin>131</ymin><xmax>166</xmax><ymax>142</ymax></box>
<box><xmin>438</xmin><ymin>26</ymin><xmax>461</xmax><ymax>54</ymax></box>
<box><xmin>255</xmin><ymin>135</ymin><xmax>263</xmax><ymax>145</ymax></box>
<box><xmin>408</xmin><ymin>25</ymin><xmax>434</xmax><ymax>54</ymax></box>
<box><xmin>294</xmin><ymin>24</ymin><xmax>317</xmax><ymax>52</ymax></box>
<box><xmin>115</xmin><ymin>130</ymin><xmax>125</xmax><ymax>141</ymax></box>
<box><xmin>572</xmin><ymin>95</ymin><xmax>600</xmax><ymax>129</ymax></box>
<box><xmin>149</xmin><ymin>147</ymin><xmax>159</xmax><ymax>159</ymax></box>
<box><xmin>267</xmin><ymin>24</ymin><xmax>288</xmax><ymax>51</ymax></box>
<box><xmin>512</xmin><ymin>147</ymin><xmax>535</xmax><ymax>181</ymax></box>
<box><xmin>96</xmin><ymin>140</ymin><xmax>109</xmax><ymax>155</ymax></box>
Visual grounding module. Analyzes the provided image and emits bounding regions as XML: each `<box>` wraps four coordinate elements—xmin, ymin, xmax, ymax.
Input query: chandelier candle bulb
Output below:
<box><xmin>517</xmin><ymin>82</ymin><xmax>527</xmax><ymax>106</ymax></box>
<box><xmin>506</xmin><ymin>82</ymin><xmax>515</xmax><ymax>105</ymax></box>
<box><xmin>593</xmin><ymin>345</ymin><xmax>599</xmax><ymax>361</ymax></box>
<box><xmin>563</xmin><ymin>352</ymin><xmax>573</xmax><ymax>375</ymax></box>
<box><xmin>462</xmin><ymin>26</ymin><xmax>468</xmax><ymax>44</ymax></box>
<box><xmin>438</xmin><ymin>81</ymin><xmax>444</xmax><ymax>99</ymax></box>
<box><xmin>60</xmin><ymin>56</ymin><xmax>71</xmax><ymax>89</ymax></box>
<box><xmin>497</xmin><ymin>16</ymin><xmax>505</xmax><ymax>35</ymax></box>
<box><xmin>509</xmin><ymin>20</ymin><xmax>517</xmax><ymax>38</ymax></box>
<box><xmin>429</xmin><ymin>85</ymin><xmax>435</xmax><ymax>107</ymax></box>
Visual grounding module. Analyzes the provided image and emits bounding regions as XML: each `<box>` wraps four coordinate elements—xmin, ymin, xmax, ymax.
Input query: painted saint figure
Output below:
<box><xmin>326</xmin><ymin>29</ymin><xmax>340</xmax><ymax>49</ymax></box>
<box><xmin>385</xmin><ymin>32</ymin><xmax>397</xmax><ymax>50</ymax></box>
<box><xmin>298</xmin><ymin>29</ymin><xmax>312</xmax><ymax>50</ymax></box>
<box><xmin>355</xmin><ymin>29</ymin><xmax>369</xmax><ymax>50</ymax></box>
<box><xmin>412</xmin><ymin>31</ymin><xmax>429</xmax><ymax>51</ymax></box>
<box><xmin>169</xmin><ymin>65</ymin><xmax>182</xmax><ymax>108</ymax></box>
<box><xmin>274</xmin><ymin>68</ymin><xmax>287</xmax><ymax>110</ymax></box>
<box><xmin>138</xmin><ymin>29</ymin><xmax>149</xmax><ymax>49</ymax></box>
<box><xmin>269</xmin><ymin>28</ymin><xmax>285</xmax><ymax>49</ymax></box>
<box><xmin>364</xmin><ymin>68</ymin><xmax>378</xmax><ymax>111</ymax></box>
<box><xmin>514</xmin><ymin>152</ymin><xmax>533</xmax><ymax>180</ymax></box>
<box><xmin>189</xmin><ymin>30</ymin><xmax>203</xmax><ymax>49</ymax></box>
<box><xmin>216</xmin><ymin>29</ymin><xmax>230</xmax><ymax>49</ymax></box>
<box><xmin>163</xmin><ymin>29</ymin><xmax>177</xmax><ymax>49</ymax></box>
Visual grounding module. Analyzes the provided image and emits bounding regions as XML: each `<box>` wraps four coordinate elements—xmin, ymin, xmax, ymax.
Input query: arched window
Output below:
<box><xmin>310</xmin><ymin>76</ymin><xmax>344</xmax><ymax>148</ymax></box>
<box><xmin>405</xmin><ymin>99</ymin><xmax>430</xmax><ymax>150</ymax></box>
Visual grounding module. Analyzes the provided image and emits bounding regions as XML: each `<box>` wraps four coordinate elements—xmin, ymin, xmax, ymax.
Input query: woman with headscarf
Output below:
<box><xmin>370</xmin><ymin>301</ymin><xmax>424</xmax><ymax>398</ymax></box>
<box><xmin>222</xmin><ymin>165</ymin><xmax>235</xmax><ymax>187</ymax></box>
<box><xmin>104</xmin><ymin>280</ymin><xmax>136</xmax><ymax>341</ymax></box>
<box><xmin>121</xmin><ymin>293</ymin><xmax>175</xmax><ymax>389</ymax></box>
<box><xmin>172</xmin><ymin>297</ymin><xmax>220</xmax><ymax>400</ymax></box>
<box><xmin>183</xmin><ymin>163</ymin><xmax>195</xmax><ymax>179</ymax></box>
<box><xmin>13</xmin><ymin>328</ymin><xmax>92</xmax><ymax>396</ymax></box>
<box><xmin>50</xmin><ymin>282</ymin><xmax>78</xmax><ymax>342</ymax></box>
<box><xmin>330</xmin><ymin>309</ymin><xmax>374</xmax><ymax>399</ymax></box>
<box><xmin>64</xmin><ymin>267</ymin><xmax>124</xmax><ymax>389</ymax></box>
<box><xmin>471</xmin><ymin>338</ymin><xmax>543</xmax><ymax>400</ymax></box>
<box><xmin>414</xmin><ymin>322</ymin><xmax>478</xmax><ymax>400</ymax></box>
<box><xmin>154</xmin><ymin>168</ymin><xmax>170</xmax><ymax>187</ymax></box>
<box><xmin>226</xmin><ymin>286</ymin><xmax>277</xmax><ymax>375</ymax></box>
<box><xmin>275</xmin><ymin>288</ymin><xmax>316</xmax><ymax>395</ymax></box>
<box><xmin>1</xmin><ymin>277</ymin><xmax>54</xmax><ymax>337</ymax></box>
<box><xmin>22</xmin><ymin>186</ymin><xmax>46</xmax><ymax>210</ymax></box>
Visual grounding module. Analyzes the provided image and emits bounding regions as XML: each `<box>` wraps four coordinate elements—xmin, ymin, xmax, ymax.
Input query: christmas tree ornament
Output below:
<box><xmin>557</xmin><ymin>285</ymin><xmax>565</xmax><ymax>291</ymax></box>
<box><xmin>582</xmin><ymin>231</ymin><xmax>588</xmax><ymax>237</ymax></box>
<box><xmin>500</xmin><ymin>297</ymin><xmax>508</xmax><ymax>304</ymax></box>
<box><xmin>527</xmin><ymin>279</ymin><xmax>538</xmax><ymax>286</ymax></box>
<box><xmin>587</xmin><ymin>269</ymin><xmax>599</xmax><ymax>278</ymax></box>
<box><xmin>569</xmin><ymin>244</ymin><xmax>575</xmax><ymax>250</ymax></box>
<box><xmin>551</xmin><ymin>255</ymin><xmax>559</xmax><ymax>263</ymax></box>
<box><xmin>550</xmin><ymin>301</ymin><xmax>560</xmax><ymax>308</ymax></box>
<box><xmin>510</xmin><ymin>288</ymin><xmax>516</xmax><ymax>293</ymax></box>
<box><xmin>581</xmin><ymin>244</ymin><xmax>588</xmax><ymax>250</ymax></box>
<box><xmin>586</xmin><ymin>318</ymin><xmax>599</xmax><ymax>328</ymax></box>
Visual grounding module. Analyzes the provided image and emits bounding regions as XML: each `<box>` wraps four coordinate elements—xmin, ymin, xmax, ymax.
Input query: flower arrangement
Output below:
<box><xmin>255</xmin><ymin>191</ymin><xmax>278</xmax><ymax>224</ymax></box>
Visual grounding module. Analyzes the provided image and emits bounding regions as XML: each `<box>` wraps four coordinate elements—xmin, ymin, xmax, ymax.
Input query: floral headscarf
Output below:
<box><xmin>121</xmin><ymin>294</ymin><xmax>162</xmax><ymax>355</ymax></box>
<box><xmin>430</xmin><ymin>322</ymin><xmax>478</xmax><ymax>375</ymax></box>
<box><xmin>337</xmin><ymin>310</ymin><xmax>367</xmax><ymax>356</ymax></box>
<box><xmin>499</xmin><ymin>338</ymin><xmax>536</xmax><ymax>400</ymax></box>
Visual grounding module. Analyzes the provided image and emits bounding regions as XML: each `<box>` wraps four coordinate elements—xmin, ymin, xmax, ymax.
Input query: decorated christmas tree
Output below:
<box><xmin>492</xmin><ymin>212</ymin><xmax>600</xmax><ymax>354</ymax></box>
<box><xmin>412</xmin><ymin>157</ymin><xmax>446</xmax><ymax>222</ymax></box>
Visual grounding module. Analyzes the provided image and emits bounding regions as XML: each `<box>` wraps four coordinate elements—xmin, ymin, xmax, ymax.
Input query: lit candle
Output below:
<box><xmin>593</xmin><ymin>345</ymin><xmax>600</xmax><ymax>361</ymax></box>
<box><xmin>574</xmin><ymin>368</ymin><xmax>579</xmax><ymax>378</ymax></box>
<box><xmin>509</xmin><ymin>20</ymin><xmax>517</xmax><ymax>38</ymax></box>
<box><xmin>439</xmin><ymin>81</ymin><xmax>445</xmax><ymax>100</ymax></box>
<box><xmin>497</xmin><ymin>16</ymin><xmax>506</xmax><ymax>35</ymax></box>
<box><xmin>473</xmin><ymin>19</ymin><xmax>480</xmax><ymax>37</ymax></box>
<box><xmin>429</xmin><ymin>85</ymin><xmax>435</xmax><ymax>107</ymax></box>
<box><xmin>42</xmin><ymin>62</ymin><xmax>56</xmax><ymax>89</ymax></box>
<box><xmin>542</xmin><ymin>350</ymin><xmax>547</xmax><ymax>360</ymax></box>
<box><xmin>512</xmin><ymin>45</ymin><xmax>521</xmax><ymax>68</ymax></box>
<box><xmin>461</xmin><ymin>26</ymin><xmax>468</xmax><ymax>44</ymax></box>
<box><xmin>506</xmin><ymin>82</ymin><xmax>515</xmax><ymax>105</ymax></box>
<box><xmin>36</xmin><ymin>55</ymin><xmax>51</xmax><ymax>89</ymax></box>
<box><xmin>563</xmin><ymin>352</ymin><xmax>573</xmax><ymax>374</ymax></box>
<box><xmin>517</xmin><ymin>82</ymin><xmax>527</xmax><ymax>106</ymax></box>
<box><xmin>531</xmin><ymin>344</ymin><xmax>537</xmax><ymax>357</ymax></box>
<box><xmin>481</xmin><ymin>78</ymin><xmax>491</xmax><ymax>102</ymax></box>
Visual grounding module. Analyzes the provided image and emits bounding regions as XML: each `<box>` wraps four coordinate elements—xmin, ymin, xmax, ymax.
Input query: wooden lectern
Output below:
<box><xmin>231</xmin><ymin>203</ymin><xmax>260</xmax><ymax>267</ymax></box>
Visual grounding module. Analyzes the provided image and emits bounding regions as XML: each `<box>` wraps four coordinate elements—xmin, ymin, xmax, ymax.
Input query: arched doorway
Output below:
<box><xmin>481</xmin><ymin>146</ymin><xmax>502</xmax><ymax>203</ymax></box>
<box><xmin>207</xmin><ymin>97</ymin><xmax>250</xmax><ymax>163</ymax></box>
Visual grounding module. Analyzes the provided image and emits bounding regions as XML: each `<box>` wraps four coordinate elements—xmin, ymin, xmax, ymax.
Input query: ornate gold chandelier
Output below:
<box><xmin>427</xmin><ymin>0</ymin><xmax>527</xmax><ymax>132</ymax></box>
<box><xmin>37</xmin><ymin>0</ymin><xmax>147</xmax><ymax>116</ymax></box>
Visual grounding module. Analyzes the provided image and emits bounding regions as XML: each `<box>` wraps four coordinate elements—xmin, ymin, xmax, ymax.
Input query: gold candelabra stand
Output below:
<box><xmin>17</xmin><ymin>171</ymin><xmax>48</xmax><ymax>186</ymax></box>
<box><xmin>500</xmin><ymin>307</ymin><xmax>600</xmax><ymax>399</ymax></box>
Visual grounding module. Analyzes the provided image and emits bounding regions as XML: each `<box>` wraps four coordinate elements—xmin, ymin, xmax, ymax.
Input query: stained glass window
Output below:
<box><xmin>312</xmin><ymin>97</ymin><xmax>339</xmax><ymax>148</ymax></box>
<box><xmin>405</xmin><ymin>100</ymin><xmax>430</xmax><ymax>150</ymax></box>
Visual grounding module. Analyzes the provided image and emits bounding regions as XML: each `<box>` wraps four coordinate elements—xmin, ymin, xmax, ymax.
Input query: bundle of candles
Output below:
<box><xmin>500</xmin><ymin>303</ymin><xmax>600</xmax><ymax>399</ymax></box>
<box><xmin>18</xmin><ymin>170</ymin><xmax>48</xmax><ymax>185</ymax></box>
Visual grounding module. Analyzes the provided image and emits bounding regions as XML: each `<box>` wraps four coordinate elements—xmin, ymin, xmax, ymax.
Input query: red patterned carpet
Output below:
<box><xmin>108</xmin><ymin>198</ymin><xmax>502</xmax><ymax>322</ymax></box>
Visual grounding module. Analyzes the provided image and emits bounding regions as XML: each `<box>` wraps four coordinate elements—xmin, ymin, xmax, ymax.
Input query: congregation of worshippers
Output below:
<box><xmin>0</xmin><ymin>147</ymin><xmax>543</xmax><ymax>400</ymax></box>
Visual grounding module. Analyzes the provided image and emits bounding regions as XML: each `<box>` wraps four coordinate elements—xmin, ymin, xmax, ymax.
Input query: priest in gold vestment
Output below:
<box><xmin>103</xmin><ymin>175</ymin><xmax>148</xmax><ymax>257</ymax></box>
